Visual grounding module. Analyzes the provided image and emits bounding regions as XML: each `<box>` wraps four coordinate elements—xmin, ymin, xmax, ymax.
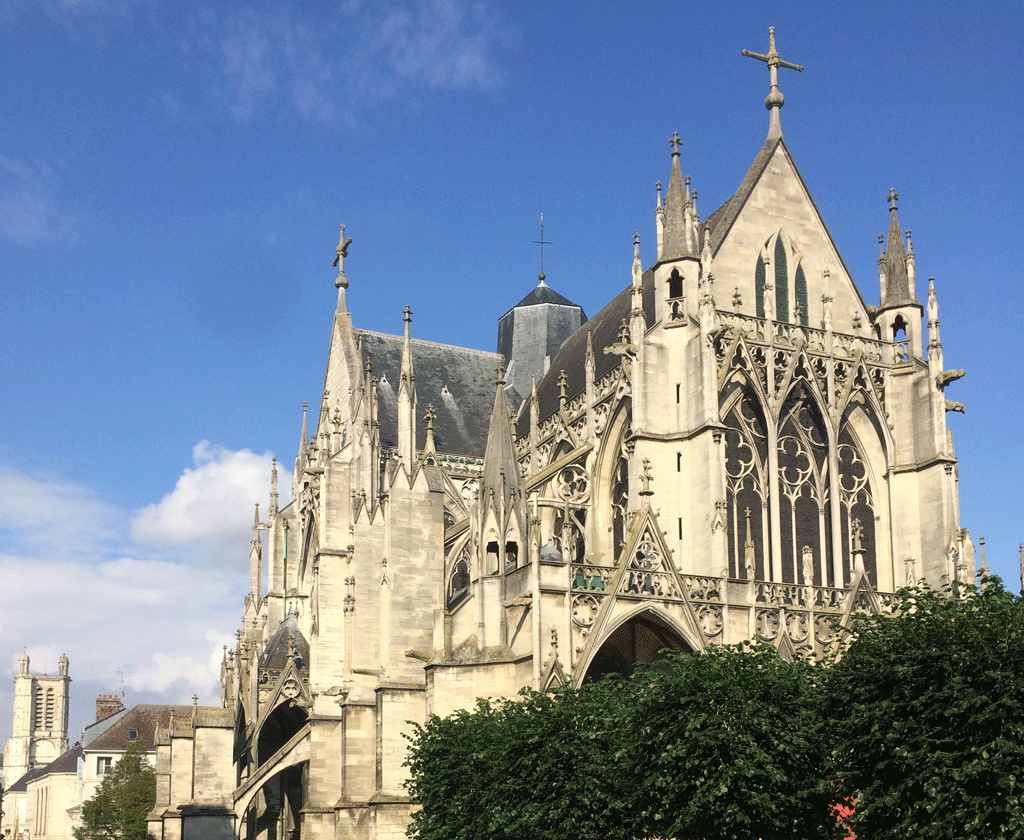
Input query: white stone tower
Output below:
<box><xmin>1</xmin><ymin>652</ymin><xmax>70</xmax><ymax>786</ymax></box>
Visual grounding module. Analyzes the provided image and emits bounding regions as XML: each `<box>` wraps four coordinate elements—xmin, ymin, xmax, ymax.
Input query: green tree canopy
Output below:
<box><xmin>406</xmin><ymin>643</ymin><xmax>838</xmax><ymax>840</ymax></box>
<box><xmin>827</xmin><ymin>579</ymin><xmax>1024</xmax><ymax>839</ymax></box>
<box><xmin>75</xmin><ymin>739</ymin><xmax>156</xmax><ymax>840</ymax></box>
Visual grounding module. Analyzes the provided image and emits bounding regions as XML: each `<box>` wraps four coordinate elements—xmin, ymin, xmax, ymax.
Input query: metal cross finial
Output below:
<box><xmin>532</xmin><ymin>214</ymin><xmax>552</xmax><ymax>282</ymax></box>
<box><xmin>670</xmin><ymin>131</ymin><xmax>683</xmax><ymax>156</ymax></box>
<box><xmin>742</xmin><ymin>27</ymin><xmax>803</xmax><ymax>135</ymax></box>
<box><xmin>403</xmin><ymin>305</ymin><xmax>412</xmax><ymax>324</ymax></box>
<box><xmin>887</xmin><ymin>187</ymin><xmax>899</xmax><ymax>211</ymax></box>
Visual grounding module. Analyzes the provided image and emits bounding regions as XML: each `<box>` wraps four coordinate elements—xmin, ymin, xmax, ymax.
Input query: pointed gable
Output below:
<box><xmin>708</xmin><ymin>138</ymin><xmax>870</xmax><ymax>333</ymax></box>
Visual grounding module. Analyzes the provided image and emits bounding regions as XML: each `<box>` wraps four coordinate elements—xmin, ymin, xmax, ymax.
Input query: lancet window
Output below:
<box><xmin>611</xmin><ymin>453</ymin><xmax>629</xmax><ymax>556</ymax></box>
<box><xmin>837</xmin><ymin>425</ymin><xmax>876</xmax><ymax>586</ymax></box>
<box><xmin>724</xmin><ymin>389</ymin><xmax>769</xmax><ymax>579</ymax></box>
<box><xmin>446</xmin><ymin>548</ymin><xmax>470</xmax><ymax>609</ymax></box>
<box><xmin>777</xmin><ymin>387</ymin><xmax>830</xmax><ymax>584</ymax></box>
<box><xmin>755</xmin><ymin>234</ymin><xmax>800</xmax><ymax>324</ymax></box>
<box><xmin>794</xmin><ymin>264</ymin><xmax>809</xmax><ymax>326</ymax></box>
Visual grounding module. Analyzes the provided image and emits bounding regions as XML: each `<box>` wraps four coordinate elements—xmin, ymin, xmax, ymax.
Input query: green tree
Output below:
<box><xmin>628</xmin><ymin>644</ymin><xmax>837</xmax><ymax>840</ymax></box>
<box><xmin>75</xmin><ymin>740</ymin><xmax>156</xmax><ymax>840</ymax></box>
<box><xmin>406</xmin><ymin>643</ymin><xmax>839</xmax><ymax>840</ymax></box>
<box><xmin>826</xmin><ymin>579</ymin><xmax>1024</xmax><ymax>839</ymax></box>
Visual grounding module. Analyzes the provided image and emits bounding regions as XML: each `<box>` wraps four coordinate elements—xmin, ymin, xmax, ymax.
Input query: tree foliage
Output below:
<box><xmin>75</xmin><ymin>740</ymin><xmax>156</xmax><ymax>840</ymax></box>
<box><xmin>826</xmin><ymin>579</ymin><xmax>1024</xmax><ymax>839</ymax></box>
<box><xmin>406</xmin><ymin>643</ymin><xmax>839</xmax><ymax>840</ymax></box>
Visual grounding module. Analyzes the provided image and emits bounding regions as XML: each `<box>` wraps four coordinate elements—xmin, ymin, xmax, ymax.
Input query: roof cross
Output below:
<box><xmin>670</xmin><ymin>131</ymin><xmax>683</xmax><ymax>156</ymax></box>
<box><xmin>887</xmin><ymin>187</ymin><xmax>899</xmax><ymax>211</ymax></box>
<box><xmin>403</xmin><ymin>305</ymin><xmax>412</xmax><ymax>324</ymax></box>
<box><xmin>742</xmin><ymin>26</ymin><xmax>803</xmax><ymax>137</ymax></box>
<box><xmin>532</xmin><ymin>214</ymin><xmax>552</xmax><ymax>283</ymax></box>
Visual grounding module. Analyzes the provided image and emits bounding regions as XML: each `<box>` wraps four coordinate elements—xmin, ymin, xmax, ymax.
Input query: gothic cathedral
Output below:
<box><xmin>146</xmin><ymin>29</ymin><xmax>972</xmax><ymax>840</ymax></box>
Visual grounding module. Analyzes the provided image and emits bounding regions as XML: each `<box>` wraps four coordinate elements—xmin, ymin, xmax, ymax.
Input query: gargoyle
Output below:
<box><xmin>936</xmin><ymin>369</ymin><xmax>966</xmax><ymax>389</ymax></box>
<box><xmin>945</xmin><ymin>399</ymin><xmax>966</xmax><ymax>414</ymax></box>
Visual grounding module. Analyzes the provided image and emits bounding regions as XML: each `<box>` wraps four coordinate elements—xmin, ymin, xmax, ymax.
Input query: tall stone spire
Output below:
<box><xmin>742</xmin><ymin>26</ymin><xmax>803</xmax><ymax>139</ymax></box>
<box><xmin>480</xmin><ymin>367</ymin><xmax>523</xmax><ymax>520</ymax></box>
<box><xmin>397</xmin><ymin>305</ymin><xmax>417</xmax><ymax>466</ymax></box>
<box><xmin>880</xmin><ymin>189</ymin><xmax>917</xmax><ymax>307</ymax></box>
<box><xmin>662</xmin><ymin>133</ymin><xmax>699</xmax><ymax>260</ymax></box>
<box><xmin>250</xmin><ymin>503</ymin><xmax>262</xmax><ymax>602</ymax></box>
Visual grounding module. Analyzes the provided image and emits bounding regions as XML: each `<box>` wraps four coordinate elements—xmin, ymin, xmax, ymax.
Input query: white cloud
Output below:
<box><xmin>0</xmin><ymin>449</ymin><xmax>270</xmax><ymax>749</ymax></box>
<box><xmin>192</xmin><ymin>0</ymin><xmax>512</xmax><ymax>125</ymax></box>
<box><xmin>131</xmin><ymin>440</ymin><xmax>273</xmax><ymax>553</ymax></box>
<box><xmin>0</xmin><ymin>156</ymin><xmax>77</xmax><ymax>246</ymax></box>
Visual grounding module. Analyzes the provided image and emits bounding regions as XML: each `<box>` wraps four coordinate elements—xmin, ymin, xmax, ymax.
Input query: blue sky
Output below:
<box><xmin>1</xmin><ymin>0</ymin><xmax>1022</xmax><ymax>745</ymax></box>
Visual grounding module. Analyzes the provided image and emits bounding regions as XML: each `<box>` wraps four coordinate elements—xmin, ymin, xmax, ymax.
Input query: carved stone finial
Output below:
<box><xmin>424</xmin><ymin>403</ymin><xmax>436</xmax><ymax>431</ymax></box>
<box><xmin>639</xmin><ymin>459</ymin><xmax>654</xmax><ymax>497</ymax></box>
<box><xmin>670</xmin><ymin>131</ymin><xmax>682</xmax><ymax>157</ymax></box>
<box><xmin>887</xmin><ymin>187</ymin><xmax>899</xmax><ymax>211</ymax></box>
<box><xmin>557</xmin><ymin>369</ymin><xmax>567</xmax><ymax>399</ymax></box>
<box><xmin>618</xmin><ymin>319</ymin><xmax>630</xmax><ymax>344</ymax></box>
<box><xmin>403</xmin><ymin>305</ymin><xmax>412</xmax><ymax>324</ymax></box>
<box><xmin>333</xmin><ymin>224</ymin><xmax>352</xmax><ymax>289</ymax></box>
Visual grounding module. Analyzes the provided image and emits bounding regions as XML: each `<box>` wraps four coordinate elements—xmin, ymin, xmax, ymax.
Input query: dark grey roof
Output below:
<box><xmin>87</xmin><ymin>704</ymin><xmax>194</xmax><ymax>752</ymax></box>
<box><xmin>36</xmin><ymin>744</ymin><xmax>82</xmax><ymax>778</ymax></box>
<box><xmin>518</xmin><ymin>271</ymin><xmax>656</xmax><ymax>433</ymax></box>
<box><xmin>360</xmin><ymin>331</ymin><xmax>502</xmax><ymax>458</ymax></box>
<box><xmin>507</xmin><ymin>281</ymin><xmax>582</xmax><ymax>313</ymax></box>
<box><xmin>6</xmin><ymin>765</ymin><xmax>46</xmax><ymax>792</ymax></box>
<box><xmin>259</xmin><ymin>616</ymin><xmax>309</xmax><ymax>672</ymax></box>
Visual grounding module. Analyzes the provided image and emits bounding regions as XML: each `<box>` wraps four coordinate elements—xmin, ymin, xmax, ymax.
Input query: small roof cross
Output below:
<box><xmin>887</xmin><ymin>187</ymin><xmax>899</xmax><ymax>211</ymax></box>
<box><xmin>403</xmin><ymin>305</ymin><xmax>413</xmax><ymax>324</ymax></box>
<box><xmin>670</xmin><ymin>131</ymin><xmax>683</xmax><ymax>156</ymax></box>
<box><xmin>424</xmin><ymin>403</ymin><xmax>436</xmax><ymax>430</ymax></box>
<box><xmin>532</xmin><ymin>214</ymin><xmax>552</xmax><ymax>282</ymax></box>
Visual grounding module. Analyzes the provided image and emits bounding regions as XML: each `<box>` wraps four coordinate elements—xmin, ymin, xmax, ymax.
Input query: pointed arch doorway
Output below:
<box><xmin>582</xmin><ymin>612</ymin><xmax>694</xmax><ymax>682</ymax></box>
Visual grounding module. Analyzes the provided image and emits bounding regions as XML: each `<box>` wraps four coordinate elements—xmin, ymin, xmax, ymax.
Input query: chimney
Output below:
<box><xmin>96</xmin><ymin>694</ymin><xmax>123</xmax><ymax>722</ymax></box>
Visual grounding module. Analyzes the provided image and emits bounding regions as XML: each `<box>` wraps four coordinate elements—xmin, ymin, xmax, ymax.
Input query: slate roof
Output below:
<box><xmin>34</xmin><ymin>744</ymin><xmax>83</xmax><ymax>778</ymax></box>
<box><xmin>6</xmin><ymin>765</ymin><xmax>46</xmax><ymax>792</ymax></box>
<box><xmin>259</xmin><ymin>616</ymin><xmax>309</xmax><ymax>672</ymax></box>
<box><xmin>518</xmin><ymin>271</ymin><xmax>656</xmax><ymax>433</ymax></box>
<box><xmin>359</xmin><ymin>331</ymin><xmax>502</xmax><ymax>458</ymax></box>
<box><xmin>86</xmin><ymin>704</ymin><xmax>194</xmax><ymax>752</ymax></box>
<box><xmin>503</xmin><ymin>281</ymin><xmax>582</xmax><ymax>315</ymax></box>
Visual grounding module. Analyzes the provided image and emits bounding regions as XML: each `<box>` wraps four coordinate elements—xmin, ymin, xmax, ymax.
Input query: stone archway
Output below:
<box><xmin>582</xmin><ymin>611</ymin><xmax>693</xmax><ymax>682</ymax></box>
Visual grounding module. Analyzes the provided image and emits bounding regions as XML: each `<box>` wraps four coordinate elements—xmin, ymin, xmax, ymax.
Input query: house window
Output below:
<box><xmin>97</xmin><ymin>757</ymin><xmax>112</xmax><ymax>775</ymax></box>
<box><xmin>128</xmin><ymin>729</ymin><xmax>139</xmax><ymax>741</ymax></box>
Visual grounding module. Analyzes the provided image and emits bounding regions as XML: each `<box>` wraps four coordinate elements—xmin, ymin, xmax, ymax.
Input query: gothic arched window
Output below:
<box><xmin>774</xmin><ymin>236</ymin><xmax>789</xmax><ymax>324</ymax></box>
<box><xmin>838</xmin><ymin>426</ymin><xmax>876</xmax><ymax>586</ymax></box>
<box><xmin>447</xmin><ymin>550</ymin><xmax>470</xmax><ymax>609</ymax></box>
<box><xmin>755</xmin><ymin>255</ymin><xmax>766</xmax><ymax>318</ymax></box>
<box><xmin>777</xmin><ymin>387</ymin><xmax>830</xmax><ymax>584</ymax></box>
<box><xmin>794</xmin><ymin>264</ymin><xmax>809</xmax><ymax>326</ymax></box>
<box><xmin>611</xmin><ymin>452</ymin><xmax>629</xmax><ymax>557</ymax></box>
<box><xmin>724</xmin><ymin>389</ymin><xmax>769</xmax><ymax>580</ymax></box>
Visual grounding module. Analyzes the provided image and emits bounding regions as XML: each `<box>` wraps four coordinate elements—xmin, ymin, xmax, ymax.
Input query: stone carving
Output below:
<box><xmin>698</xmin><ymin>605</ymin><xmax>724</xmax><ymax>637</ymax></box>
<box><xmin>755</xmin><ymin>609</ymin><xmax>780</xmax><ymax>641</ymax></box>
<box><xmin>571</xmin><ymin>594</ymin><xmax>600</xmax><ymax>627</ymax></box>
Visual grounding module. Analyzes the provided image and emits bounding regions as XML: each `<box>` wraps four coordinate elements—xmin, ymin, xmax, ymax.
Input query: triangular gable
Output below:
<box><xmin>571</xmin><ymin>508</ymin><xmax>709</xmax><ymax>680</ymax></box>
<box><xmin>255</xmin><ymin>657</ymin><xmax>310</xmax><ymax>735</ymax></box>
<box><xmin>708</xmin><ymin>138</ymin><xmax>871</xmax><ymax>325</ymax></box>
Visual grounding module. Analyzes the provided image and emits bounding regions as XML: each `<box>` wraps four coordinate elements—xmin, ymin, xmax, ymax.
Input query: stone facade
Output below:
<box><xmin>145</xmin><ymin>55</ymin><xmax>972</xmax><ymax>840</ymax></box>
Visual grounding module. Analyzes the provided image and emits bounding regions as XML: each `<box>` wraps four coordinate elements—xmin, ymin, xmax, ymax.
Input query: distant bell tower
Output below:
<box><xmin>497</xmin><ymin>217</ymin><xmax>586</xmax><ymax>401</ymax></box>
<box><xmin>1</xmin><ymin>652</ymin><xmax>71</xmax><ymax>786</ymax></box>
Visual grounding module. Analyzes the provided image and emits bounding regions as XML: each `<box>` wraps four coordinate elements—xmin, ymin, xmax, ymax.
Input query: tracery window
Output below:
<box><xmin>838</xmin><ymin>425</ymin><xmax>876</xmax><ymax>586</ymax></box>
<box><xmin>611</xmin><ymin>453</ymin><xmax>629</xmax><ymax>557</ymax></box>
<box><xmin>725</xmin><ymin>390</ymin><xmax>769</xmax><ymax>579</ymax></box>
<box><xmin>777</xmin><ymin>387</ymin><xmax>830</xmax><ymax>584</ymax></box>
